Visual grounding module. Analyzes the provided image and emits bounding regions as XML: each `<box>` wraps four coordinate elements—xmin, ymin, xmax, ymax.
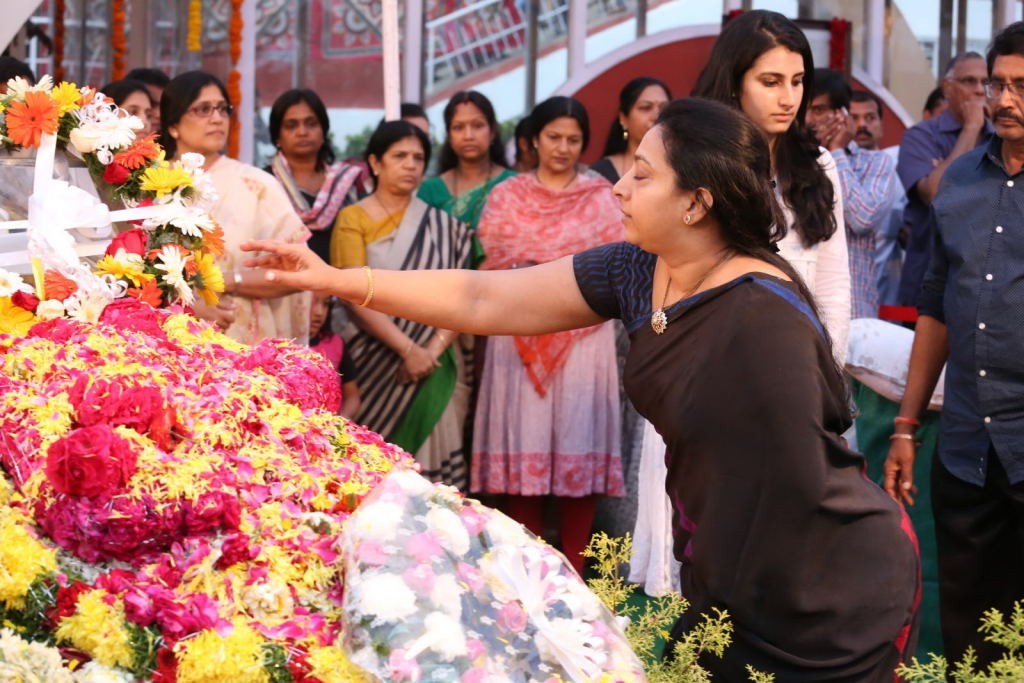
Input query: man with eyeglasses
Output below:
<box><xmin>896</xmin><ymin>52</ymin><xmax>993</xmax><ymax>309</ymax></box>
<box><xmin>885</xmin><ymin>23</ymin><xmax>1024</xmax><ymax>669</ymax></box>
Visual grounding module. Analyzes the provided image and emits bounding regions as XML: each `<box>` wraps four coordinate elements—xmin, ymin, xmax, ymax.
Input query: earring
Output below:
<box><xmin>684</xmin><ymin>214</ymin><xmax>692</xmax><ymax>224</ymax></box>
<box><xmin>622</xmin><ymin>129</ymin><xmax>628</xmax><ymax>141</ymax></box>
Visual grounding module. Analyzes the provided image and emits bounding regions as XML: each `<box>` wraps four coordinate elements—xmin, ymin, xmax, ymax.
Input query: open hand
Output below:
<box><xmin>240</xmin><ymin>240</ymin><xmax>335</xmax><ymax>293</ymax></box>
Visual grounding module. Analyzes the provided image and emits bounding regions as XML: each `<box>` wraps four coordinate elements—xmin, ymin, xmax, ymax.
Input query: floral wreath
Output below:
<box><xmin>0</xmin><ymin>75</ymin><xmax>224</xmax><ymax>332</ymax></box>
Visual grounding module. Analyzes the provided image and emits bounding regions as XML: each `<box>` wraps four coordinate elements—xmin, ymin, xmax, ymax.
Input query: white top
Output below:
<box><xmin>775</xmin><ymin>149</ymin><xmax>851</xmax><ymax>364</ymax></box>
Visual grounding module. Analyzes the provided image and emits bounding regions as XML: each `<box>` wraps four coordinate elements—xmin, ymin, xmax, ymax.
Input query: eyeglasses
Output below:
<box><xmin>984</xmin><ymin>80</ymin><xmax>1024</xmax><ymax>99</ymax></box>
<box><xmin>187</xmin><ymin>101</ymin><xmax>234</xmax><ymax>118</ymax></box>
<box><xmin>951</xmin><ymin>76</ymin><xmax>986</xmax><ymax>89</ymax></box>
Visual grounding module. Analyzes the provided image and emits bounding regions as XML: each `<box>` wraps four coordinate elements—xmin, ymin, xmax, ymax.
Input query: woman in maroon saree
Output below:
<box><xmin>243</xmin><ymin>97</ymin><xmax>919</xmax><ymax>680</ymax></box>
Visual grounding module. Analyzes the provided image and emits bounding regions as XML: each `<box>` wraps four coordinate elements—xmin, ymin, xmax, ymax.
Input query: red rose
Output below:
<box><xmin>45</xmin><ymin>424</ymin><xmax>138</xmax><ymax>499</ymax></box>
<box><xmin>215</xmin><ymin>533</ymin><xmax>257</xmax><ymax>570</ymax></box>
<box><xmin>105</xmin><ymin>227</ymin><xmax>148</xmax><ymax>257</ymax></box>
<box><xmin>151</xmin><ymin>645</ymin><xmax>179</xmax><ymax>683</ymax></box>
<box><xmin>48</xmin><ymin>581</ymin><xmax>91</xmax><ymax>625</ymax></box>
<box><xmin>102</xmin><ymin>161</ymin><xmax>132</xmax><ymax>185</ymax></box>
<box><xmin>10</xmin><ymin>290</ymin><xmax>39</xmax><ymax>313</ymax></box>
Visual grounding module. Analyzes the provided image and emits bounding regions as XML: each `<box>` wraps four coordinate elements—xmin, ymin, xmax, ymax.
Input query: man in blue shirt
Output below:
<box><xmin>896</xmin><ymin>52</ymin><xmax>993</xmax><ymax>307</ymax></box>
<box><xmin>885</xmin><ymin>23</ymin><xmax>1024</xmax><ymax>668</ymax></box>
<box><xmin>806</xmin><ymin>70</ymin><xmax>901</xmax><ymax>318</ymax></box>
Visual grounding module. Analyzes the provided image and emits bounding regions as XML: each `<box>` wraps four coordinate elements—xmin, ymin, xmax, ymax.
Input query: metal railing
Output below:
<box><xmin>424</xmin><ymin>0</ymin><xmax>630</xmax><ymax>95</ymax></box>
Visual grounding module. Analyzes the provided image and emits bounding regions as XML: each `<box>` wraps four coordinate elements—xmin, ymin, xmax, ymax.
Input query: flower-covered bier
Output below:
<box><xmin>0</xmin><ymin>75</ymin><xmax>225</xmax><ymax>318</ymax></box>
<box><xmin>341</xmin><ymin>470</ymin><xmax>647</xmax><ymax>682</ymax></box>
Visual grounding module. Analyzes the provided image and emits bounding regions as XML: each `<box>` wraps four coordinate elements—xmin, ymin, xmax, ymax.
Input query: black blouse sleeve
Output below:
<box><xmin>572</xmin><ymin>242</ymin><xmax>633</xmax><ymax>321</ymax></box>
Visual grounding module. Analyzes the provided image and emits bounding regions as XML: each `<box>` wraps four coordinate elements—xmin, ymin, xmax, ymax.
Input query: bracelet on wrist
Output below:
<box><xmin>888</xmin><ymin>433</ymin><xmax>919</xmax><ymax>444</ymax></box>
<box><xmin>893</xmin><ymin>416</ymin><xmax>921</xmax><ymax>429</ymax></box>
<box><xmin>400</xmin><ymin>340</ymin><xmax>415</xmax><ymax>358</ymax></box>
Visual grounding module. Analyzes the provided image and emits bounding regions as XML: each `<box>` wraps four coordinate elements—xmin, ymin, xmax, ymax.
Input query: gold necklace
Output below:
<box><xmin>651</xmin><ymin>248</ymin><xmax>735</xmax><ymax>335</ymax></box>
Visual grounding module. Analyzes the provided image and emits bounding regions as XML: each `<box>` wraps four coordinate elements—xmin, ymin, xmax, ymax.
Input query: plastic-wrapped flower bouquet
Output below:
<box><xmin>341</xmin><ymin>470</ymin><xmax>647</xmax><ymax>682</ymax></box>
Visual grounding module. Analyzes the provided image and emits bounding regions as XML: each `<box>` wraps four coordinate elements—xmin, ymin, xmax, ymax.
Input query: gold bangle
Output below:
<box><xmin>359</xmin><ymin>265</ymin><xmax>374</xmax><ymax>307</ymax></box>
<box><xmin>889</xmin><ymin>433</ymin><xmax>918</xmax><ymax>444</ymax></box>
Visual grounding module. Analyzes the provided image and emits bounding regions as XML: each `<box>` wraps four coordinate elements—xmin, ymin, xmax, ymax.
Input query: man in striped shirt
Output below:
<box><xmin>806</xmin><ymin>69</ymin><xmax>902</xmax><ymax>319</ymax></box>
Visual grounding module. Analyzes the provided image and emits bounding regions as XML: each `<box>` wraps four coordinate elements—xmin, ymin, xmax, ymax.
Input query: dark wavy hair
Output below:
<box><xmin>692</xmin><ymin>10</ymin><xmax>837</xmax><ymax>248</ymax></box>
<box><xmin>100</xmin><ymin>78</ymin><xmax>153</xmax><ymax>108</ymax></box>
<box><xmin>437</xmin><ymin>91</ymin><xmax>507</xmax><ymax>173</ymax></box>
<box><xmin>601</xmin><ymin>76</ymin><xmax>672</xmax><ymax>156</ymax></box>
<box><xmin>364</xmin><ymin>120</ymin><xmax>432</xmax><ymax>182</ymax></box>
<box><xmin>158</xmin><ymin>70</ymin><xmax>231</xmax><ymax>159</ymax></box>
<box><xmin>656</xmin><ymin>97</ymin><xmax>836</xmax><ymax>361</ymax></box>
<box><xmin>269</xmin><ymin>88</ymin><xmax>335</xmax><ymax>170</ymax></box>
<box><xmin>529</xmin><ymin>96</ymin><xmax>591</xmax><ymax>152</ymax></box>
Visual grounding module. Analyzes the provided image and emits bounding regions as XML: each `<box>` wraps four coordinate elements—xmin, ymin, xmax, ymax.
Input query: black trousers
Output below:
<box><xmin>932</xmin><ymin>448</ymin><xmax>1024</xmax><ymax>668</ymax></box>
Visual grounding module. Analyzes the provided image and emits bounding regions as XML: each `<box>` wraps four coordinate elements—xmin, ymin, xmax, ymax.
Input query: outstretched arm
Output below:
<box><xmin>241</xmin><ymin>240</ymin><xmax>606</xmax><ymax>336</ymax></box>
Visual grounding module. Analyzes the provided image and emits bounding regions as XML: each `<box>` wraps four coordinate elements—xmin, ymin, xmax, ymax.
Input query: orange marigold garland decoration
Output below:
<box><xmin>227</xmin><ymin>0</ymin><xmax>243</xmax><ymax>158</ymax></box>
<box><xmin>111</xmin><ymin>0</ymin><xmax>127</xmax><ymax>80</ymax></box>
<box><xmin>53</xmin><ymin>0</ymin><xmax>66</xmax><ymax>82</ymax></box>
<box><xmin>187</xmin><ymin>0</ymin><xmax>203</xmax><ymax>51</ymax></box>
<box><xmin>5</xmin><ymin>91</ymin><xmax>60</xmax><ymax>148</ymax></box>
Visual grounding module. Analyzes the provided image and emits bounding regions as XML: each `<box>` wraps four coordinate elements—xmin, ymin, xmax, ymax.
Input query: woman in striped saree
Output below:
<box><xmin>331</xmin><ymin>121</ymin><xmax>475</xmax><ymax>489</ymax></box>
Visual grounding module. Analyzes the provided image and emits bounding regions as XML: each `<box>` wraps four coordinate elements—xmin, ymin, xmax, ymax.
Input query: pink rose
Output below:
<box><xmin>405</xmin><ymin>531</ymin><xmax>443</xmax><ymax>563</ymax></box>
<box><xmin>402</xmin><ymin>564</ymin><xmax>437</xmax><ymax>595</ymax></box>
<box><xmin>98</xmin><ymin>297</ymin><xmax>166</xmax><ymax>338</ymax></box>
<box><xmin>27</xmin><ymin>318</ymin><xmax>86</xmax><ymax>343</ymax></box>
<box><xmin>105</xmin><ymin>227</ymin><xmax>148</xmax><ymax>257</ymax></box>
<box><xmin>496</xmin><ymin>601</ymin><xmax>528</xmax><ymax>634</ymax></box>
<box><xmin>45</xmin><ymin>424</ymin><xmax>137</xmax><ymax>499</ymax></box>
<box><xmin>459</xmin><ymin>505</ymin><xmax>489</xmax><ymax>536</ymax></box>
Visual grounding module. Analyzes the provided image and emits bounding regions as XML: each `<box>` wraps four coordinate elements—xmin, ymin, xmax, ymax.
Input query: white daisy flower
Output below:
<box><xmin>0</xmin><ymin>269</ymin><xmax>32</xmax><ymax>297</ymax></box>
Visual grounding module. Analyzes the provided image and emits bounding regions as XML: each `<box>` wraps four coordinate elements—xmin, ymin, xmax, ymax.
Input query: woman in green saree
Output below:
<box><xmin>417</xmin><ymin>91</ymin><xmax>515</xmax><ymax>238</ymax></box>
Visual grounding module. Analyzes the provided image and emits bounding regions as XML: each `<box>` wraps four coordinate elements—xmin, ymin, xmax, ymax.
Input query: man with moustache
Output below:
<box><xmin>807</xmin><ymin>69</ymin><xmax>900</xmax><ymax>318</ymax></box>
<box><xmin>885</xmin><ymin>22</ymin><xmax>1024</xmax><ymax>668</ymax></box>
<box><xmin>847</xmin><ymin>90</ymin><xmax>908</xmax><ymax>306</ymax></box>
<box><xmin>897</xmin><ymin>52</ymin><xmax>993</xmax><ymax>307</ymax></box>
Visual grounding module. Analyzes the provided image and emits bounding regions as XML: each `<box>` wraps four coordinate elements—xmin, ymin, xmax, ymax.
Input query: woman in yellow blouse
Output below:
<box><xmin>331</xmin><ymin>121</ymin><xmax>475</xmax><ymax>490</ymax></box>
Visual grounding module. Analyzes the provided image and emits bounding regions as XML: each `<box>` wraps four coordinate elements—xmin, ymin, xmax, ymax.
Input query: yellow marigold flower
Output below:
<box><xmin>0</xmin><ymin>507</ymin><xmax>57</xmax><ymax>610</ymax></box>
<box><xmin>306</xmin><ymin>646</ymin><xmax>371</xmax><ymax>683</ymax></box>
<box><xmin>0</xmin><ymin>297</ymin><xmax>36</xmax><ymax>337</ymax></box>
<box><xmin>54</xmin><ymin>591</ymin><xmax>134</xmax><ymax>668</ymax></box>
<box><xmin>194</xmin><ymin>251</ymin><xmax>224</xmax><ymax>306</ymax></box>
<box><xmin>175</xmin><ymin>620</ymin><xmax>269</xmax><ymax>683</ymax></box>
<box><xmin>51</xmin><ymin>82</ymin><xmax>83</xmax><ymax>115</ymax></box>
<box><xmin>94</xmin><ymin>254</ymin><xmax>153</xmax><ymax>287</ymax></box>
<box><xmin>140</xmin><ymin>165</ymin><xmax>194</xmax><ymax>197</ymax></box>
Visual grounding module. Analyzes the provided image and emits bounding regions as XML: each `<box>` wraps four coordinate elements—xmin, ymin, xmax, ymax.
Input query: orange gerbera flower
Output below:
<box><xmin>44</xmin><ymin>269</ymin><xmax>79</xmax><ymax>302</ymax></box>
<box><xmin>127</xmin><ymin>279</ymin><xmax>163</xmax><ymax>307</ymax></box>
<box><xmin>146</xmin><ymin>243</ymin><xmax>190</xmax><ymax>263</ymax></box>
<box><xmin>5</xmin><ymin>91</ymin><xmax>60</xmax><ymax>149</ymax></box>
<box><xmin>113</xmin><ymin>134</ymin><xmax>161</xmax><ymax>170</ymax></box>
<box><xmin>203</xmin><ymin>224</ymin><xmax>226</xmax><ymax>258</ymax></box>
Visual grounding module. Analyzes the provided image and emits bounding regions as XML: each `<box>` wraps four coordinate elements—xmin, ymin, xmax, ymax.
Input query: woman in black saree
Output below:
<box><xmin>243</xmin><ymin>97</ymin><xmax>919</xmax><ymax>681</ymax></box>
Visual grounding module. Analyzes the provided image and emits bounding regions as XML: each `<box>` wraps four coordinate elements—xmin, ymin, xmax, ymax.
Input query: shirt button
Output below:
<box><xmin>979</xmin><ymin>322</ymin><xmax>987</xmax><ymax>329</ymax></box>
<box><xmin>986</xmin><ymin>274</ymin><xmax>994</xmax><ymax>280</ymax></box>
<box><xmin>980</xmin><ymin>369</ymin><xmax>987</xmax><ymax>377</ymax></box>
<box><xmin>996</xmin><ymin>226</ymin><xmax>1004</xmax><ymax>233</ymax></box>
<box><xmin>1009</xmin><ymin>180</ymin><xmax>1015</xmax><ymax>187</ymax></box>
<box><xmin>985</xmin><ymin>416</ymin><xmax>992</xmax><ymax>424</ymax></box>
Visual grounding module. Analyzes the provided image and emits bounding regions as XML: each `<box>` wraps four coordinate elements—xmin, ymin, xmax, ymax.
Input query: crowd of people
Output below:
<box><xmin>4</xmin><ymin>7</ymin><xmax>1024</xmax><ymax>678</ymax></box>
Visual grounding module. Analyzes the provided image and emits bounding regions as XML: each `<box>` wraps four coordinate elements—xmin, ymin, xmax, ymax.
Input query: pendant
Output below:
<box><xmin>651</xmin><ymin>308</ymin><xmax>668</xmax><ymax>335</ymax></box>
